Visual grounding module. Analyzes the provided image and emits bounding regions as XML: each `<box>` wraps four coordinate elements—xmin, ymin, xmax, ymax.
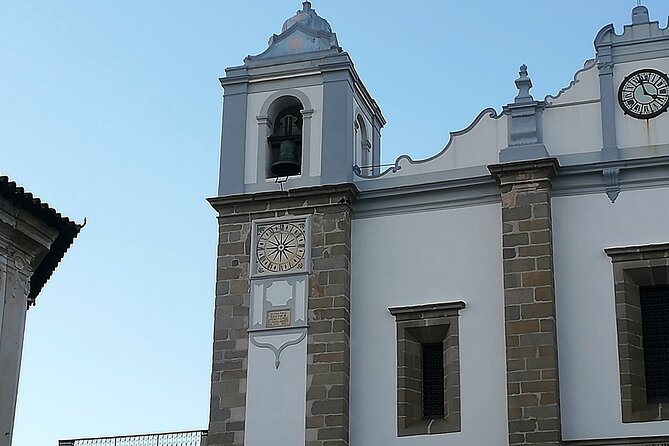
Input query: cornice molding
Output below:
<box><xmin>389</xmin><ymin>301</ymin><xmax>466</xmax><ymax>321</ymax></box>
<box><xmin>605</xmin><ymin>242</ymin><xmax>669</xmax><ymax>261</ymax></box>
<box><xmin>208</xmin><ymin>183</ymin><xmax>359</xmax><ymax>215</ymax></box>
<box><xmin>352</xmin><ymin>153</ymin><xmax>669</xmax><ymax>218</ymax></box>
<box><xmin>488</xmin><ymin>158</ymin><xmax>560</xmax><ymax>185</ymax></box>
<box><xmin>210</xmin><ymin>154</ymin><xmax>669</xmax><ymax>221</ymax></box>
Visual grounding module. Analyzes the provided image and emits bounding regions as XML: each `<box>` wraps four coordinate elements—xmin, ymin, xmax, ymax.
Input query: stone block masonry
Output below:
<box><xmin>489</xmin><ymin>158</ymin><xmax>563</xmax><ymax>446</ymax></box>
<box><xmin>207</xmin><ymin>215</ymin><xmax>252</xmax><ymax>446</ymax></box>
<box><xmin>208</xmin><ymin>184</ymin><xmax>357</xmax><ymax>446</ymax></box>
<box><xmin>305</xmin><ymin>203</ymin><xmax>353</xmax><ymax>446</ymax></box>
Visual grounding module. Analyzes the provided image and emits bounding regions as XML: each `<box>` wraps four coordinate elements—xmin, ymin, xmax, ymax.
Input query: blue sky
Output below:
<box><xmin>1</xmin><ymin>1</ymin><xmax>666</xmax><ymax>444</ymax></box>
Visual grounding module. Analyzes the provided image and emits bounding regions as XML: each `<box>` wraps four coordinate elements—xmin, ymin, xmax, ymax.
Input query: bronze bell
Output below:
<box><xmin>270</xmin><ymin>140</ymin><xmax>301</xmax><ymax>177</ymax></box>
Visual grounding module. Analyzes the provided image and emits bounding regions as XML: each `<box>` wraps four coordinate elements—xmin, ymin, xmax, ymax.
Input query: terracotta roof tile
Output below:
<box><xmin>0</xmin><ymin>176</ymin><xmax>82</xmax><ymax>305</ymax></box>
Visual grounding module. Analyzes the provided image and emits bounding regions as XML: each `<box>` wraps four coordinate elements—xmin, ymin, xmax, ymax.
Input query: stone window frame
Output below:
<box><xmin>388</xmin><ymin>301</ymin><xmax>465</xmax><ymax>436</ymax></box>
<box><xmin>605</xmin><ymin>243</ymin><xmax>669</xmax><ymax>423</ymax></box>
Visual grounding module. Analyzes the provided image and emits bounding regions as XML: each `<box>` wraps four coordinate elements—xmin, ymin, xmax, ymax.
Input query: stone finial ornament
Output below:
<box><xmin>281</xmin><ymin>0</ymin><xmax>333</xmax><ymax>34</ymax></box>
<box><xmin>500</xmin><ymin>64</ymin><xmax>549</xmax><ymax>162</ymax></box>
<box><xmin>632</xmin><ymin>5</ymin><xmax>650</xmax><ymax>24</ymax></box>
<box><xmin>514</xmin><ymin>64</ymin><xmax>534</xmax><ymax>103</ymax></box>
<box><xmin>247</xmin><ymin>0</ymin><xmax>340</xmax><ymax>61</ymax></box>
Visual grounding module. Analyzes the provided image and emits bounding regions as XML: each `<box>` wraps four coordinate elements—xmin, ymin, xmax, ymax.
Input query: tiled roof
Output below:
<box><xmin>0</xmin><ymin>176</ymin><xmax>82</xmax><ymax>304</ymax></box>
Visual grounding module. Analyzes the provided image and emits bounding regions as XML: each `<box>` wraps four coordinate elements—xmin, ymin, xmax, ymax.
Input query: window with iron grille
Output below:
<box><xmin>640</xmin><ymin>285</ymin><xmax>669</xmax><ymax>403</ymax></box>
<box><xmin>389</xmin><ymin>302</ymin><xmax>464</xmax><ymax>436</ymax></box>
<box><xmin>422</xmin><ymin>343</ymin><xmax>445</xmax><ymax>418</ymax></box>
<box><xmin>606</xmin><ymin>243</ymin><xmax>669</xmax><ymax>423</ymax></box>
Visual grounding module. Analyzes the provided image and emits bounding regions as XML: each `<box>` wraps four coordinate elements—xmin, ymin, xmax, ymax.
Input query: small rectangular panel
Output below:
<box><xmin>267</xmin><ymin>310</ymin><xmax>291</xmax><ymax>328</ymax></box>
<box><xmin>251</xmin><ymin>282</ymin><xmax>265</xmax><ymax>329</ymax></box>
<box><xmin>294</xmin><ymin>278</ymin><xmax>307</xmax><ymax>323</ymax></box>
<box><xmin>249</xmin><ymin>276</ymin><xmax>309</xmax><ymax>332</ymax></box>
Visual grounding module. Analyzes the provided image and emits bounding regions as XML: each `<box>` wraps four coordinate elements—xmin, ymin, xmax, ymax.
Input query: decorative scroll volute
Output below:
<box><xmin>6</xmin><ymin>249</ymin><xmax>34</xmax><ymax>304</ymax></box>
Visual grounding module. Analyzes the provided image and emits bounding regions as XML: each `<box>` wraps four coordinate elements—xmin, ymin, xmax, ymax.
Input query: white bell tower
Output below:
<box><xmin>208</xmin><ymin>4</ymin><xmax>384</xmax><ymax>446</ymax></box>
<box><xmin>217</xmin><ymin>1</ymin><xmax>385</xmax><ymax>197</ymax></box>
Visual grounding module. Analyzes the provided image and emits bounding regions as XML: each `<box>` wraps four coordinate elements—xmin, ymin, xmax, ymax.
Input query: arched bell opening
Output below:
<box><xmin>355</xmin><ymin>114</ymin><xmax>372</xmax><ymax>177</ymax></box>
<box><xmin>267</xmin><ymin>97</ymin><xmax>304</xmax><ymax>178</ymax></box>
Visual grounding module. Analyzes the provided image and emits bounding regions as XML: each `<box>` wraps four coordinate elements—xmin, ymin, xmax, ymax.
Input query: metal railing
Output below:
<box><xmin>58</xmin><ymin>430</ymin><xmax>207</xmax><ymax>446</ymax></box>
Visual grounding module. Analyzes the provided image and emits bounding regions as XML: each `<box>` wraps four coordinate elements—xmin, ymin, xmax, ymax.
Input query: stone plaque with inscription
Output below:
<box><xmin>266</xmin><ymin>309</ymin><xmax>291</xmax><ymax>328</ymax></box>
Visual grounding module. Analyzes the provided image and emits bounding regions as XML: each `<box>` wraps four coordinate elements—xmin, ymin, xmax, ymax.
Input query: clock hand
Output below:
<box><xmin>642</xmin><ymin>82</ymin><xmax>659</xmax><ymax>100</ymax></box>
<box><xmin>638</xmin><ymin>76</ymin><xmax>652</xmax><ymax>97</ymax></box>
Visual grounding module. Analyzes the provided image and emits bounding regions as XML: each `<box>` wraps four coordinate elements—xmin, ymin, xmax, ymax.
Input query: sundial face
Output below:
<box><xmin>256</xmin><ymin>222</ymin><xmax>307</xmax><ymax>274</ymax></box>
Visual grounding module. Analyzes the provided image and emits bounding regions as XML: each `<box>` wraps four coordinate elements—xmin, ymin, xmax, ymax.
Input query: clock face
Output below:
<box><xmin>256</xmin><ymin>222</ymin><xmax>307</xmax><ymax>274</ymax></box>
<box><xmin>618</xmin><ymin>69</ymin><xmax>669</xmax><ymax>119</ymax></box>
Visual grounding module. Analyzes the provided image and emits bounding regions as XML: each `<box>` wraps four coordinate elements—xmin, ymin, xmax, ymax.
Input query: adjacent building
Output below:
<box><xmin>0</xmin><ymin>176</ymin><xmax>81</xmax><ymax>446</ymax></box>
<box><xmin>208</xmin><ymin>3</ymin><xmax>669</xmax><ymax>446</ymax></box>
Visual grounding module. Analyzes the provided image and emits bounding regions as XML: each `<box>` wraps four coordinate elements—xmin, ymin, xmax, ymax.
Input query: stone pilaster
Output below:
<box><xmin>207</xmin><ymin>213</ymin><xmax>252</xmax><ymax>446</ymax></box>
<box><xmin>304</xmin><ymin>197</ymin><xmax>352</xmax><ymax>446</ymax></box>
<box><xmin>208</xmin><ymin>184</ymin><xmax>356</xmax><ymax>446</ymax></box>
<box><xmin>0</xmin><ymin>248</ymin><xmax>33</xmax><ymax>446</ymax></box>
<box><xmin>488</xmin><ymin>158</ymin><xmax>562</xmax><ymax>446</ymax></box>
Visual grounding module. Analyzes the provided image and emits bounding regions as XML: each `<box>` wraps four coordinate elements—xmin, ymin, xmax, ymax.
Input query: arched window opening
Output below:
<box><xmin>268</xmin><ymin>103</ymin><xmax>303</xmax><ymax>178</ymax></box>
<box><xmin>356</xmin><ymin>115</ymin><xmax>372</xmax><ymax>176</ymax></box>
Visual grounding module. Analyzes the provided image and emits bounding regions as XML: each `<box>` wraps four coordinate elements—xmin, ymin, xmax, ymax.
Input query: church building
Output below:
<box><xmin>1</xmin><ymin>177</ymin><xmax>81</xmax><ymax>446</ymax></box>
<box><xmin>207</xmin><ymin>3</ymin><xmax>669</xmax><ymax>446</ymax></box>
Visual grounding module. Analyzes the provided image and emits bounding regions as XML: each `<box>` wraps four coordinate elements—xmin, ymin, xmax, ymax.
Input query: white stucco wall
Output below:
<box><xmin>366</xmin><ymin>111</ymin><xmax>507</xmax><ymax>179</ymax></box>
<box><xmin>439</xmin><ymin>112</ymin><xmax>507</xmax><ymax>170</ymax></box>
<box><xmin>543</xmin><ymin>101</ymin><xmax>603</xmax><ymax>156</ymax></box>
<box><xmin>245</xmin><ymin>335</ymin><xmax>307</xmax><ymax>446</ymax></box>
<box><xmin>554</xmin><ymin>187</ymin><xmax>669</xmax><ymax>441</ymax></box>
<box><xmin>546</xmin><ymin>61</ymin><xmax>600</xmax><ymax>108</ymax></box>
<box><xmin>543</xmin><ymin>61</ymin><xmax>603</xmax><ymax>156</ymax></box>
<box><xmin>350</xmin><ymin>203</ymin><xmax>508</xmax><ymax>446</ymax></box>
